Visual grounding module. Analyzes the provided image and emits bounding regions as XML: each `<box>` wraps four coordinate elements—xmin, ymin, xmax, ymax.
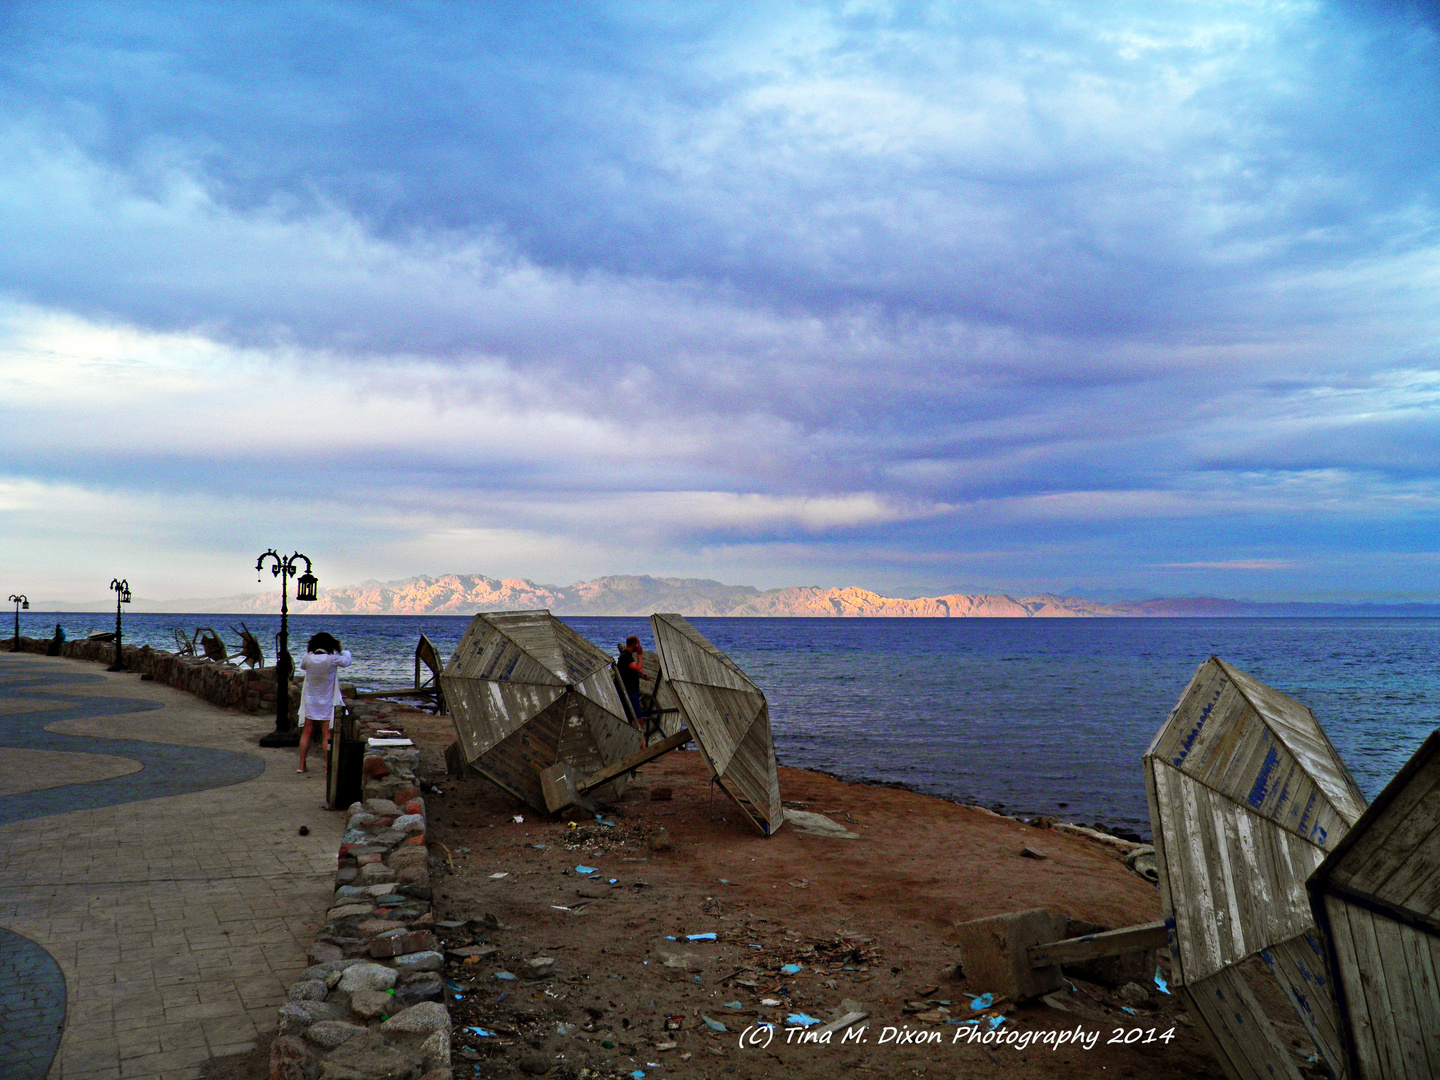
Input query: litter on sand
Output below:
<box><xmin>494</xmin><ymin>971</ymin><xmax>517</xmax><ymax>981</ymax></box>
<box><xmin>465</xmin><ymin>1027</ymin><xmax>495</xmax><ymax>1037</ymax></box>
<box><xmin>1154</xmin><ymin>966</ymin><xmax>1170</xmax><ymax>994</ymax></box>
<box><xmin>970</xmin><ymin>993</ymin><xmax>994</xmax><ymax>1010</ymax></box>
<box><xmin>701</xmin><ymin>1015</ymin><xmax>727</xmax><ymax>1032</ymax></box>
<box><xmin>512</xmin><ymin>815</ymin><xmax>524</xmax><ymax>823</ymax></box>
<box><xmin>787</xmin><ymin>1013</ymin><xmax>820</xmax><ymax>1026</ymax></box>
<box><xmin>779</xmin><ymin>963</ymin><xmax>802</xmax><ymax>975</ymax></box>
<box><xmin>576</xmin><ymin>865</ymin><xmax>597</xmax><ymax>875</ymax></box>
<box><xmin>724</xmin><ymin>1000</ymin><xmax>743</xmax><ymax>1009</ymax></box>
<box><xmin>686</xmin><ymin>932</ymin><xmax>717</xmax><ymax>942</ymax></box>
<box><xmin>489</xmin><ymin>872</ymin><xmax>509</xmax><ymax>879</ymax></box>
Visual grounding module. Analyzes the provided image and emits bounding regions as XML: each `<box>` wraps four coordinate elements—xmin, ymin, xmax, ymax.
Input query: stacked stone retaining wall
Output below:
<box><xmin>14</xmin><ymin>635</ymin><xmax>308</xmax><ymax>719</ymax></box>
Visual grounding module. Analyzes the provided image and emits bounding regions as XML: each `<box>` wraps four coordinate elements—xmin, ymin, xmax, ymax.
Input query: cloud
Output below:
<box><xmin>2</xmin><ymin>3</ymin><xmax>1440</xmax><ymax>600</ymax></box>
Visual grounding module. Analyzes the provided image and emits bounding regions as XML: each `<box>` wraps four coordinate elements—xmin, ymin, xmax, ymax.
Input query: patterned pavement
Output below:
<box><xmin>0</xmin><ymin>652</ymin><xmax>345</xmax><ymax>1079</ymax></box>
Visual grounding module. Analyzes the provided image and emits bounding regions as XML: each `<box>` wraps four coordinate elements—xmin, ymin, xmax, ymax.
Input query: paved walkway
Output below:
<box><xmin>0</xmin><ymin>652</ymin><xmax>346</xmax><ymax>1079</ymax></box>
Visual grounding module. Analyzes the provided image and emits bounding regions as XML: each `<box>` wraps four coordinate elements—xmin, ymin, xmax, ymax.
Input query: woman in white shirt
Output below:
<box><xmin>297</xmin><ymin>632</ymin><xmax>352</xmax><ymax>773</ymax></box>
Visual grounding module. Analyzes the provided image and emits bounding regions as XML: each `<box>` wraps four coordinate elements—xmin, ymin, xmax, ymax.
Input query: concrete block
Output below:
<box><xmin>953</xmin><ymin>907</ymin><xmax>1069</xmax><ymax>1001</ymax></box>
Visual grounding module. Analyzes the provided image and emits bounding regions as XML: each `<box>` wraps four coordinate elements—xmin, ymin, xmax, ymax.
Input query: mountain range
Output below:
<box><xmin>57</xmin><ymin>573</ymin><xmax>1440</xmax><ymax>617</ymax></box>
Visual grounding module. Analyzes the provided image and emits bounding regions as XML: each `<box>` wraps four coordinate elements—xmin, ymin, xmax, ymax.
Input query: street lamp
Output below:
<box><xmin>255</xmin><ymin>550</ymin><xmax>318</xmax><ymax>747</ymax></box>
<box><xmin>107</xmin><ymin>579</ymin><xmax>131</xmax><ymax>671</ymax></box>
<box><xmin>8</xmin><ymin>594</ymin><xmax>27</xmax><ymax>652</ymax></box>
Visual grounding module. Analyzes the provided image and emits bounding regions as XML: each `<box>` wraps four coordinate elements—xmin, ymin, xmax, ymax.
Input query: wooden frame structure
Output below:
<box><xmin>650</xmin><ymin>613</ymin><xmax>784</xmax><ymax>836</ymax></box>
<box><xmin>440</xmin><ymin>611</ymin><xmax>643</xmax><ymax>811</ymax></box>
<box><xmin>1308</xmin><ymin>728</ymin><xmax>1440</xmax><ymax>1079</ymax></box>
<box><xmin>353</xmin><ymin>633</ymin><xmax>447</xmax><ymax>713</ymax></box>
<box><xmin>1145</xmin><ymin>656</ymin><xmax>1367</xmax><ymax>1080</ymax></box>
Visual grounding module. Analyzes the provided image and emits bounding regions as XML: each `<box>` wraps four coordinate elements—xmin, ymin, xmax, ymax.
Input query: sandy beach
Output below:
<box><xmin>391</xmin><ymin>706</ymin><xmax>1233</xmax><ymax>1080</ymax></box>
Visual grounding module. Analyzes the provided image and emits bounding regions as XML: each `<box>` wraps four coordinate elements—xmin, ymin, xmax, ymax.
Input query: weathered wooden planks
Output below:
<box><xmin>440</xmin><ymin>610</ymin><xmax>643</xmax><ymax>811</ymax></box>
<box><xmin>650</xmin><ymin>613</ymin><xmax>784</xmax><ymax>836</ymax></box>
<box><xmin>1308</xmin><ymin>729</ymin><xmax>1440</xmax><ymax>1079</ymax></box>
<box><xmin>1146</xmin><ymin>656</ymin><xmax>1366</xmax><ymax>1080</ymax></box>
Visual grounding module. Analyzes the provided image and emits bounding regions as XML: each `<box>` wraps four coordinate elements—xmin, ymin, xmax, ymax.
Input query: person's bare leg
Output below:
<box><xmin>297</xmin><ymin>717</ymin><xmax>313</xmax><ymax>772</ymax></box>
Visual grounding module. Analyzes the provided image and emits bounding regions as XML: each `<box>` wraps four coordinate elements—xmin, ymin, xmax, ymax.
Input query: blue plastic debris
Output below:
<box><xmin>494</xmin><ymin>971</ymin><xmax>516</xmax><ymax>981</ymax></box>
<box><xmin>664</xmin><ymin>935</ymin><xmax>677</xmax><ymax>940</ymax></box>
<box><xmin>1121</xmin><ymin>1006</ymin><xmax>1137</xmax><ymax>1015</ymax></box>
<box><xmin>780</xmin><ymin>963</ymin><xmax>802</xmax><ymax>975</ymax></box>
<box><xmin>1154</xmin><ymin>965</ymin><xmax>1171</xmax><ymax>994</ymax></box>
<box><xmin>988</xmin><ymin>1015</ymin><xmax>1006</xmax><ymax>1030</ymax></box>
<box><xmin>686</xmin><ymin>932</ymin><xmax>717</xmax><ymax>942</ymax></box>
<box><xmin>787</xmin><ymin>1013</ymin><xmax>821</xmax><ymax>1026</ymax></box>
<box><xmin>466</xmin><ymin>1026</ymin><xmax>495</xmax><ymax>1037</ymax></box>
<box><xmin>576</xmin><ymin>865</ymin><xmax>597</xmax><ymax>875</ymax></box>
<box><xmin>631</xmin><ymin>1072</ymin><xmax>644</xmax><ymax>1079</ymax></box>
<box><xmin>724</xmin><ymin>1000</ymin><xmax>743</xmax><ymax>1009</ymax></box>
<box><xmin>702</xmin><ymin>1015</ymin><xmax>727</xmax><ymax>1032</ymax></box>
<box><xmin>609</xmin><ymin>878</ymin><xmax>618</xmax><ymax>884</ymax></box>
<box><xmin>970</xmin><ymin>992</ymin><xmax>994</xmax><ymax>1010</ymax></box>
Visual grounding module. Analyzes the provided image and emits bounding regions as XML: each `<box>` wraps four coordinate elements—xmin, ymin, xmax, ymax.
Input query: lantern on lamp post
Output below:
<box><xmin>107</xmin><ymin>579</ymin><xmax>131</xmax><ymax>671</ymax></box>
<box><xmin>8</xmin><ymin>594</ymin><xmax>27</xmax><ymax>652</ymax></box>
<box><xmin>255</xmin><ymin>550</ymin><xmax>317</xmax><ymax>747</ymax></box>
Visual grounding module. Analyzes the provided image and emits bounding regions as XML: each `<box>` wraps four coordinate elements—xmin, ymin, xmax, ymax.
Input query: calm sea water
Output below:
<box><xmin>28</xmin><ymin>612</ymin><xmax>1440</xmax><ymax>836</ymax></box>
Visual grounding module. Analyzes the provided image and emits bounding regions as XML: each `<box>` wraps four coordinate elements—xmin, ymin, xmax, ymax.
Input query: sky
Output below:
<box><xmin>3</xmin><ymin>1</ymin><xmax>1440</xmax><ymax>605</ymax></box>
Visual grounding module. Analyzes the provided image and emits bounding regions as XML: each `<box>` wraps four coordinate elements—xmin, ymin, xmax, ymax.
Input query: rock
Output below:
<box><xmin>300</xmin><ymin>959</ymin><xmax>362</xmax><ymax>982</ymax></box>
<box><xmin>393</xmin><ymin>814</ymin><xmax>426</xmax><ymax>834</ymax></box>
<box><xmin>334</xmin><ymin>867</ymin><xmax>359</xmax><ymax>886</ymax></box>
<box><xmin>1119</xmin><ymin>981</ymin><xmax>1151</xmax><ymax>1007</ymax></box>
<box><xmin>305</xmin><ymin>1020</ymin><xmax>369</xmax><ymax>1049</ymax></box>
<box><xmin>269</xmin><ymin>1034</ymin><xmax>318</xmax><ymax>1080</ymax></box>
<box><xmin>287</xmin><ymin>980</ymin><xmax>329</xmax><ymax>1002</ymax></box>
<box><xmin>386</xmin><ymin>846</ymin><xmax>427</xmax><ymax>870</ymax></box>
<box><xmin>350</xmin><ymin>988</ymin><xmax>396</xmax><ymax>1019</ymax></box>
<box><xmin>317</xmin><ymin>1038</ymin><xmax>421</xmax><ymax>1080</ymax></box>
<box><xmin>380</xmin><ymin>1001</ymin><xmax>450</xmax><ymax>1034</ymax></box>
<box><xmin>364</xmin><ymin>797</ymin><xmax>403</xmax><ymax>817</ymax></box>
<box><xmin>277</xmin><ymin>1000</ymin><xmax>344</xmax><ymax>1035</ymax></box>
<box><xmin>334</xmin><ymin>885</ymin><xmax>371</xmax><ymax>902</ymax></box>
<box><xmin>394</xmin><ymin>972</ymin><xmax>444</xmax><ymax>1007</ymax></box>
<box><xmin>519</xmin><ymin>1054</ymin><xmax>552</xmax><ymax>1075</ymax></box>
<box><xmin>524</xmin><ymin>957</ymin><xmax>556</xmax><ymax>975</ymax></box>
<box><xmin>356</xmin><ymin>919</ymin><xmax>408</xmax><ymax>939</ymax></box>
<box><xmin>659</xmin><ymin>951</ymin><xmax>705</xmax><ymax>971</ymax></box>
<box><xmin>1020</xmin><ymin>846</ymin><xmax>1048</xmax><ymax>860</ymax></box>
<box><xmin>307</xmin><ymin>941</ymin><xmax>345</xmax><ymax>965</ymax></box>
<box><xmin>337</xmin><ymin>962</ymin><xmax>399</xmax><ymax>994</ymax></box>
<box><xmin>419</xmin><ymin>1026</ymin><xmax>450</xmax><ymax>1073</ymax></box>
<box><xmin>327</xmin><ymin>903</ymin><xmax>376</xmax><ymax>921</ymax></box>
<box><xmin>392</xmin><ymin>950</ymin><xmax>445</xmax><ymax>974</ymax></box>
<box><xmin>357</xmin><ymin>863</ymin><xmax>399</xmax><ymax>885</ymax></box>
<box><xmin>649</xmin><ymin>828</ymin><xmax>674</xmax><ymax>852</ymax></box>
<box><xmin>363</xmin><ymin>756</ymin><xmax>391</xmax><ymax>779</ymax></box>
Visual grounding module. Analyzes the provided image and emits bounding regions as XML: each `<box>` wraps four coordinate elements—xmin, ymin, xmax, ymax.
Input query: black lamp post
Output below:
<box><xmin>8</xmin><ymin>594</ymin><xmax>27</xmax><ymax>652</ymax></box>
<box><xmin>107</xmin><ymin>579</ymin><xmax>131</xmax><ymax>671</ymax></box>
<box><xmin>255</xmin><ymin>550</ymin><xmax>318</xmax><ymax>747</ymax></box>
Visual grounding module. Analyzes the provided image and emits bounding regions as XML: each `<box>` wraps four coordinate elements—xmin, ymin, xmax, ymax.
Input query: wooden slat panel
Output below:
<box><xmin>670</xmin><ymin>681</ymin><xmax>765</xmax><ymax>775</ymax></box>
<box><xmin>1333</xmin><ymin>751</ymin><xmax>1440</xmax><ymax>893</ymax></box>
<box><xmin>1145</xmin><ymin>758</ymin><xmax>1186</xmax><ymax>982</ymax></box>
<box><xmin>1220</xmin><ymin>661</ymin><xmax>1368</xmax><ymax>823</ymax></box>
<box><xmin>1182</xmin><ymin>967</ymin><xmax>1302</xmax><ymax>1080</ymax></box>
<box><xmin>652</xmin><ymin>613</ymin><xmax>753</xmax><ymax>691</ymax></box>
<box><xmin>1371</xmin><ymin>909</ymin><xmax>1433</xmax><ymax>1079</ymax></box>
<box><xmin>1260</xmin><ymin>931</ymin><xmax>1347</xmax><ymax>1080</ymax></box>
<box><xmin>1396</xmin><ymin>920</ymin><xmax>1440</xmax><ymax>1076</ymax></box>
<box><xmin>1342</xmin><ymin>902</ymin><xmax>1406</xmax><ymax>1079</ymax></box>
<box><xmin>476</xmin><ymin>698</ymin><xmax>566</xmax><ymax>810</ymax></box>
<box><xmin>1325</xmin><ymin>896</ymin><xmax>1383</xmax><ymax>1080</ymax></box>
<box><xmin>1370</xmin><ymin>821</ymin><xmax>1440</xmax><ymax>912</ymax></box>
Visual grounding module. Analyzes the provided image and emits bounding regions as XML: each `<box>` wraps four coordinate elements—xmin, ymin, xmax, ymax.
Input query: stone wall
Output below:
<box><xmin>14</xmin><ymin>635</ymin><xmax>308</xmax><ymax>719</ymax></box>
<box><xmin>269</xmin><ymin>739</ymin><xmax>449</xmax><ymax>1080</ymax></box>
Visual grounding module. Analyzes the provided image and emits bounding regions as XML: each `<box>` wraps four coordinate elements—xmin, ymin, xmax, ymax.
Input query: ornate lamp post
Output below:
<box><xmin>8</xmin><ymin>594</ymin><xmax>27</xmax><ymax>652</ymax></box>
<box><xmin>255</xmin><ymin>550</ymin><xmax>318</xmax><ymax>747</ymax></box>
<box><xmin>107</xmin><ymin>579</ymin><xmax>131</xmax><ymax>671</ymax></box>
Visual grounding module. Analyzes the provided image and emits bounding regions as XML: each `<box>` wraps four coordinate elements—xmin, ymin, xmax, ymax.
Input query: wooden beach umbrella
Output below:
<box><xmin>1307</xmin><ymin>728</ymin><xmax>1440</xmax><ymax>1080</ymax></box>
<box><xmin>440</xmin><ymin>610</ymin><xmax>644</xmax><ymax>812</ymax></box>
<box><xmin>649</xmin><ymin>612</ymin><xmax>784</xmax><ymax>836</ymax></box>
<box><xmin>1145</xmin><ymin>656</ymin><xmax>1367</xmax><ymax>1080</ymax></box>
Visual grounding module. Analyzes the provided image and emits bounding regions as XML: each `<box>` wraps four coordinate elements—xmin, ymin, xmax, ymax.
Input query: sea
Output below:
<box><xmin>27</xmin><ymin>612</ymin><xmax>1440</xmax><ymax>838</ymax></box>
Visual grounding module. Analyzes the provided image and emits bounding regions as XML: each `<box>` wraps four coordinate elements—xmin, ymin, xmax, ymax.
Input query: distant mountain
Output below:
<box><xmin>82</xmin><ymin>573</ymin><xmax>1440</xmax><ymax>618</ymax></box>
